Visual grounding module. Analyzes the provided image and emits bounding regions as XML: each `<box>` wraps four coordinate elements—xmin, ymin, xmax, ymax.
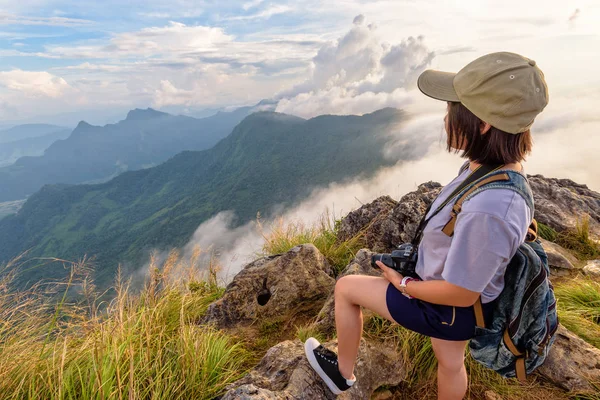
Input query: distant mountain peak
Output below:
<box><xmin>125</xmin><ymin>108</ymin><xmax>170</xmax><ymax>121</ymax></box>
<box><xmin>75</xmin><ymin>121</ymin><xmax>93</xmax><ymax>130</ymax></box>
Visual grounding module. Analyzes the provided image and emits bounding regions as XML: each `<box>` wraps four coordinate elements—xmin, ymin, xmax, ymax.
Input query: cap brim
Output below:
<box><xmin>417</xmin><ymin>70</ymin><xmax>460</xmax><ymax>102</ymax></box>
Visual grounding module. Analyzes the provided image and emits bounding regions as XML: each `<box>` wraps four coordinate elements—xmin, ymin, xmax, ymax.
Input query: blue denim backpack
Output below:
<box><xmin>441</xmin><ymin>167</ymin><xmax>559</xmax><ymax>382</ymax></box>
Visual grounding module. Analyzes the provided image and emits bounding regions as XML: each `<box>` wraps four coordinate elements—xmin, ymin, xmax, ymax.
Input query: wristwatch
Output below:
<box><xmin>399</xmin><ymin>276</ymin><xmax>416</xmax><ymax>299</ymax></box>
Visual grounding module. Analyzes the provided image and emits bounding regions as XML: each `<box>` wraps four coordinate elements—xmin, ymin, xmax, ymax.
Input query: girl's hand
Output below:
<box><xmin>375</xmin><ymin>260</ymin><xmax>403</xmax><ymax>286</ymax></box>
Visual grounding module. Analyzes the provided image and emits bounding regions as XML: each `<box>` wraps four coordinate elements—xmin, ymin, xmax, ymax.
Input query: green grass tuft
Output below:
<box><xmin>555</xmin><ymin>217</ymin><xmax>600</xmax><ymax>261</ymax></box>
<box><xmin>554</xmin><ymin>278</ymin><xmax>600</xmax><ymax>348</ymax></box>
<box><xmin>0</xmin><ymin>248</ymin><xmax>248</xmax><ymax>400</ymax></box>
<box><xmin>538</xmin><ymin>222</ymin><xmax>558</xmax><ymax>242</ymax></box>
<box><xmin>257</xmin><ymin>208</ymin><xmax>365</xmax><ymax>275</ymax></box>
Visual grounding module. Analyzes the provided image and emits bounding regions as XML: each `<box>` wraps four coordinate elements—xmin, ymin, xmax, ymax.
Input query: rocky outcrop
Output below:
<box><xmin>311</xmin><ymin>249</ymin><xmax>382</xmax><ymax>336</ymax></box>
<box><xmin>336</xmin><ymin>182</ymin><xmax>441</xmax><ymax>252</ymax></box>
<box><xmin>202</xmin><ymin>244</ymin><xmax>335</xmax><ymax>329</ymax></box>
<box><xmin>337</xmin><ymin>176</ymin><xmax>600</xmax><ymax>254</ymax></box>
<box><xmin>221</xmin><ymin>338</ymin><xmax>405</xmax><ymax>399</ymax></box>
<box><xmin>204</xmin><ymin>174</ymin><xmax>600</xmax><ymax>399</ymax></box>
<box><xmin>583</xmin><ymin>260</ymin><xmax>600</xmax><ymax>278</ymax></box>
<box><xmin>540</xmin><ymin>238</ymin><xmax>578</xmax><ymax>276</ymax></box>
<box><xmin>538</xmin><ymin>325</ymin><xmax>600</xmax><ymax>392</ymax></box>
<box><xmin>528</xmin><ymin>175</ymin><xmax>600</xmax><ymax>239</ymax></box>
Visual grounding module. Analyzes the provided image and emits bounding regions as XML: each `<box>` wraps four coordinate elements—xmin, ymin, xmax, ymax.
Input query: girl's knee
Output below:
<box><xmin>431</xmin><ymin>339</ymin><xmax>467</xmax><ymax>372</ymax></box>
<box><xmin>334</xmin><ymin>275</ymin><xmax>354</xmax><ymax>299</ymax></box>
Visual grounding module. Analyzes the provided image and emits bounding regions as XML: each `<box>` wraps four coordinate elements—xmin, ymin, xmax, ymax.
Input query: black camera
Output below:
<box><xmin>371</xmin><ymin>243</ymin><xmax>419</xmax><ymax>278</ymax></box>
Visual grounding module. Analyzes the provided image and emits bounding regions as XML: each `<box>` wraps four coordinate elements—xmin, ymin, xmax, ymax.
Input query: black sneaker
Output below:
<box><xmin>304</xmin><ymin>337</ymin><xmax>356</xmax><ymax>395</ymax></box>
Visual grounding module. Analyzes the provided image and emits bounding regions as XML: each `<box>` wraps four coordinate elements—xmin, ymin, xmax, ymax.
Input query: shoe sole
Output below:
<box><xmin>304</xmin><ymin>337</ymin><xmax>343</xmax><ymax>395</ymax></box>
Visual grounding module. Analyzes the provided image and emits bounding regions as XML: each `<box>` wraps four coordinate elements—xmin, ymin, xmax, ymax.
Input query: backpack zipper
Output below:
<box><xmin>508</xmin><ymin>264</ymin><xmax>547</xmax><ymax>336</ymax></box>
<box><xmin>537</xmin><ymin>317</ymin><xmax>559</xmax><ymax>355</ymax></box>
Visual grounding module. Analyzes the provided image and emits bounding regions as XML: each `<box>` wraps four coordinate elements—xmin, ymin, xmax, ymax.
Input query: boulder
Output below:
<box><xmin>528</xmin><ymin>175</ymin><xmax>600</xmax><ymax>239</ymax></box>
<box><xmin>539</xmin><ymin>239</ymin><xmax>578</xmax><ymax>276</ymax></box>
<box><xmin>537</xmin><ymin>325</ymin><xmax>600</xmax><ymax>393</ymax></box>
<box><xmin>202</xmin><ymin>244</ymin><xmax>335</xmax><ymax>329</ymax></box>
<box><xmin>336</xmin><ymin>183</ymin><xmax>441</xmax><ymax>252</ymax></box>
<box><xmin>582</xmin><ymin>260</ymin><xmax>600</xmax><ymax>278</ymax></box>
<box><xmin>311</xmin><ymin>249</ymin><xmax>382</xmax><ymax>336</ymax></box>
<box><xmin>221</xmin><ymin>338</ymin><xmax>405</xmax><ymax>400</ymax></box>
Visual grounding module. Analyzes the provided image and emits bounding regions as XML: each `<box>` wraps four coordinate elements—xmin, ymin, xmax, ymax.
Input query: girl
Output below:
<box><xmin>304</xmin><ymin>52</ymin><xmax>549</xmax><ymax>400</ymax></box>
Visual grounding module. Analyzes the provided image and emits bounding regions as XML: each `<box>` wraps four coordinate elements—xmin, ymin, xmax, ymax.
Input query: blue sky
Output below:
<box><xmin>0</xmin><ymin>0</ymin><xmax>599</xmax><ymax>132</ymax></box>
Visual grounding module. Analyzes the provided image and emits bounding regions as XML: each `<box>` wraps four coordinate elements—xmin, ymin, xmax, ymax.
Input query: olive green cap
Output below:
<box><xmin>417</xmin><ymin>52</ymin><xmax>549</xmax><ymax>134</ymax></box>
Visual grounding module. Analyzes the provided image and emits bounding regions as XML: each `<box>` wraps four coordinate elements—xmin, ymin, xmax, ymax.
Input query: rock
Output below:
<box><xmin>221</xmin><ymin>338</ymin><xmax>405</xmax><ymax>400</ymax></box>
<box><xmin>311</xmin><ymin>249</ymin><xmax>383</xmax><ymax>336</ymax></box>
<box><xmin>202</xmin><ymin>244</ymin><xmax>335</xmax><ymax>329</ymax></box>
<box><xmin>371</xmin><ymin>389</ymin><xmax>393</xmax><ymax>400</ymax></box>
<box><xmin>539</xmin><ymin>239</ymin><xmax>577</xmax><ymax>275</ymax></box>
<box><xmin>337</xmin><ymin>183</ymin><xmax>441</xmax><ymax>252</ymax></box>
<box><xmin>484</xmin><ymin>391</ymin><xmax>503</xmax><ymax>400</ymax></box>
<box><xmin>537</xmin><ymin>325</ymin><xmax>600</xmax><ymax>393</ymax></box>
<box><xmin>583</xmin><ymin>260</ymin><xmax>600</xmax><ymax>278</ymax></box>
<box><xmin>528</xmin><ymin>175</ymin><xmax>600</xmax><ymax>240</ymax></box>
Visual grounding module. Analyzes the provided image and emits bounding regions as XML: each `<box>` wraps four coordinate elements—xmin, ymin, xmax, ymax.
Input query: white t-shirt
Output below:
<box><xmin>414</xmin><ymin>163</ymin><xmax>532</xmax><ymax>303</ymax></box>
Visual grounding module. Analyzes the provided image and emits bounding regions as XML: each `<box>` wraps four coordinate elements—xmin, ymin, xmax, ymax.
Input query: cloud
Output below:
<box><xmin>181</xmin><ymin>211</ymin><xmax>265</xmax><ymax>283</ymax></box>
<box><xmin>138</xmin><ymin>10</ymin><xmax>204</xmax><ymax>19</ymax></box>
<box><xmin>275</xmin><ymin>15</ymin><xmax>434</xmax><ymax>118</ymax></box>
<box><xmin>0</xmin><ymin>12</ymin><xmax>92</xmax><ymax>26</ymax></box>
<box><xmin>152</xmin><ymin>80</ymin><xmax>195</xmax><ymax>108</ymax></box>
<box><xmin>48</xmin><ymin>22</ymin><xmax>234</xmax><ymax>59</ymax></box>
<box><xmin>276</xmin><ymin>87</ymin><xmax>413</xmax><ymax>119</ymax></box>
<box><xmin>0</xmin><ymin>69</ymin><xmax>72</xmax><ymax>97</ymax></box>
<box><xmin>243</xmin><ymin>0</ymin><xmax>266</xmax><ymax>11</ymax></box>
<box><xmin>225</xmin><ymin>5</ymin><xmax>293</xmax><ymax>21</ymax></box>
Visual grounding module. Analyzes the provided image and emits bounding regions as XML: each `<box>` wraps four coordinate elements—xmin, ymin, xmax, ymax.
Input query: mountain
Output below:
<box><xmin>0</xmin><ymin>124</ymin><xmax>69</xmax><ymax>144</ymax></box>
<box><xmin>0</xmin><ymin>128</ymin><xmax>72</xmax><ymax>167</ymax></box>
<box><xmin>0</xmin><ymin>108</ymin><xmax>411</xmax><ymax>288</ymax></box>
<box><xmin>0</xmin><ymin>107</ymin><xmax>252</xmax><ymax>202</ymax></box>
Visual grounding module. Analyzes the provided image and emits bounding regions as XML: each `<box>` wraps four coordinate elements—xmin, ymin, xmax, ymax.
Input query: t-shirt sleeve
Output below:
<box><xmin>441</xmin><ymin>210</ymin><xmax>523</xmax><ymax>293</ymax></box>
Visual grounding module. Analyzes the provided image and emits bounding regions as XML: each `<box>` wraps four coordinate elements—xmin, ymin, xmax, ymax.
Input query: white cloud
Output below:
<box><xmin>243</xmin><ymin>0</ymin><xmax>265</xmax><ymax>11</ymax></box>
<box><xmin>0</xmin><ymin>12</ymin><xmax>92</xmax><ymax>26</ymax></box>
<box><xmin>153</xmin><ymin>80</ymin><xmax>195</xmax><ymax>108</ymax></box>
<box><xmin>48</xmin><ymin>22</ymin><xmax>234</xmax><ymax>59</ymax></box>
<box><xmin>0</xmin><ymin>69</ymin><xmax>72</xmax><ymax>98</ymax></box>
<box><xmin>275</xmin><ymin>15</ymin><xmax>434</xmax><ymax>118</ymax></box>
<box><xmin>276</xmin><ymin>87</ymin><xmax>413</xmax><ymax>119</ymax></box>
<box><xmin>225</xmin><ymin>5</ymin><xmax>293</xmax><ymax>21</ymax></box>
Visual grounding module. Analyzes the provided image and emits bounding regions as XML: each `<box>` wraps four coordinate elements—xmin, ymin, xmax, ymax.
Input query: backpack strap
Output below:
<box><xmin>441</xmin><ymin>173</ymin><xmax>511</xmax><ymax>236</ymax></box>
<box><xmin>473</xmin><ymin>299</ymin><xmax>527</xmax><ymax>382</ymax></box>
<box><xmin>452</xmin><ymin>172</ymin><xmax>533</xmax><ymax>383</ymax></box>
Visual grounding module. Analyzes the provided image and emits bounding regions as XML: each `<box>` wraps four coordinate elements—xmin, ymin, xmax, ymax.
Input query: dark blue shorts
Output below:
<box><xmin>385</xmin><ymin>282</ymin><xmax>495</xmax><ymax>341</ymax></box>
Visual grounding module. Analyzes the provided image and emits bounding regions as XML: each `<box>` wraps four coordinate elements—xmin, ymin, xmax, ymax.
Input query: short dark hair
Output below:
<box><xmin>446</xmin><ymin>102</ymin><xmax>532</xmax><ymax>165</ymax></box>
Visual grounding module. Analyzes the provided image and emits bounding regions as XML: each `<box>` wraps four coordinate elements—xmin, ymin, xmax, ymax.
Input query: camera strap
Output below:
<box><xmin>411</xmin><ymin>163</ymin><xmax>503</xmax><ymax>246</ymax></box>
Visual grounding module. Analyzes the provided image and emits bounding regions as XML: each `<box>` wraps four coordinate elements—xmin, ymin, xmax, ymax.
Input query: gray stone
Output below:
<box><xmin>528</xmin><ymin>174</ymin><xmax>600</xmax><ymax>240</ymax></box>
<box><xmin>202</xmin><ymin>244</ymin><xmax>335</xmax><ymax>329</ymax></box>
<box><xmin>537</xmin><ymin>325</ymin><xmax>600</xmax><ymax>393</ymax></box>
<box><xmin>222</xmin><ymin>338</ymin><xmax>405</xmax><ymax>400</ymax></box>
<box><xmin>539</xmin><ymin>239</ymin><xmax>577</xmax><ymax>274</ymax></box>
<box><xmin>311</xmin><ymin>249</ymin><xmax>383</xmax><ymax>336</ymax></box>
<box><xmin>336</xmin><ymin>182</ymin><xmax>441</xmax><ymax>253</ymax></box>
<box><xmin>583</xmin><ymin>259</ymin><xmax>600</xmax><ymax>278</ymax></box>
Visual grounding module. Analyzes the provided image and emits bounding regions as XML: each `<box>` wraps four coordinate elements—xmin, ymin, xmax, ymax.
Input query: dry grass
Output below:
<box><xmin>256</xmin><ymin>207</ymin><xmax>365</xmax><ymax>275</ymax></box>
<box><xmin>554</xmin><ymin>277</ymin><xmax>600</xmax><ymax>349</ymax></box>
<box><xmin>555</xmin><ymin>217</ymin><xmax>600</xmax><ymax>261</ymax></box>
<box><xmin>0</xmin><ymin>247</ymin><xmax>248</xmax><ymax>400</ymax></box>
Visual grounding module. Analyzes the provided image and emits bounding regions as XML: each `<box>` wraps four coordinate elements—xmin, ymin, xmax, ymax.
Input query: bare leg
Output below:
<box><xmin>334</xmin><ymin>275</ymin><xmax>396</xmax><ymax>380</ymax></box>
<box><xmin>431</xmin><ymin>338</ymin><xmax>469</xmax><ymax>400</ymax></box>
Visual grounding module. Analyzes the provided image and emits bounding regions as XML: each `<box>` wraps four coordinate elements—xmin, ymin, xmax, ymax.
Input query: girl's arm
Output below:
<box><xmin>376</xmin><ymin>260</ymin><xmax>480</xmax><ymax>307</ymax></box>
<box><xmin>400</xmin><ymin>279</ymin><xmax>480</xmax><ymax>307</ymax></box>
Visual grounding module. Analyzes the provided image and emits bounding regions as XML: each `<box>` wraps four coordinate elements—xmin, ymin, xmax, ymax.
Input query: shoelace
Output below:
<box><xmin>315</xmin><ymin>345</ymin><xmax>338</xmax><ymax>365</ymax></box>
